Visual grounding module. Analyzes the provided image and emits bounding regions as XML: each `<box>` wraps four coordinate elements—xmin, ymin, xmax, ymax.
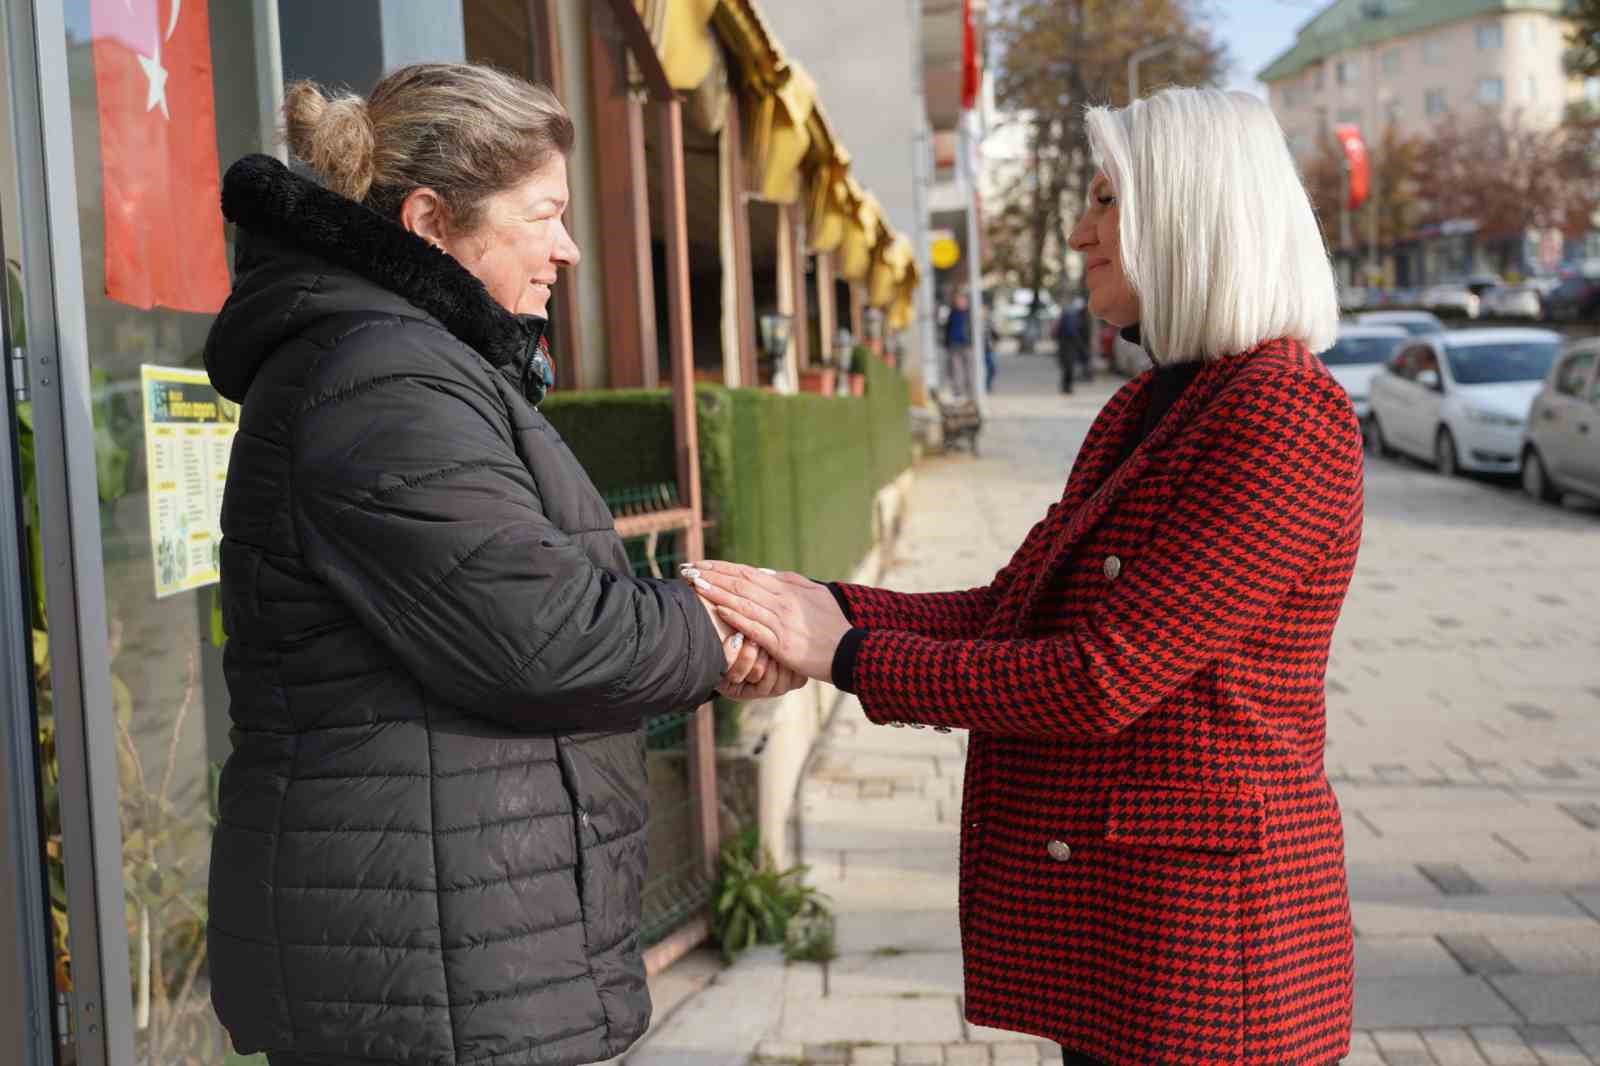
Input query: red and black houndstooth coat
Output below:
<box><xmin>837</xmin><ymin>337</ymin><xmax>1363</xmax><ymax>1066</ymax></box>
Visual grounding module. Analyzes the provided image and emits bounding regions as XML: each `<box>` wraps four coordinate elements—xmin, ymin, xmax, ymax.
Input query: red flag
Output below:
<box><xmin>90</xmin><ymin>0</ymin><xmax>231</xmax><ymax>313</ymax></box>
<box><xmin>1333</xmin><ymin>124</ymin><xmax>1369</xmax><ymax>212</ymax></box>
<box><xmin>960</xmin><ymin>0</ymin><xmax>981</xmax><ymax>111</ymax></box>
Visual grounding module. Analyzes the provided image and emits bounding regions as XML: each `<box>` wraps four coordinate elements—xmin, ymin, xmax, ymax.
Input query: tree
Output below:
<box><xmin>985</xmin><ymin>0</ymin><xmax>1227</xmax><ymax>319</ymax></box>
<box><xmin>1414</xmin><ymin>113</ymin><xmax>1599</xmax><ymax>239</ymax></box>
<box><xmin>1303</xmin><ymin>124</ymin><xmax>1426</xmax><ymax>269</ymax></box>
<box><xmin>1571</xmin><ymin>0</ymin><xmax>1600</xmax><ymax>78</ymax></box>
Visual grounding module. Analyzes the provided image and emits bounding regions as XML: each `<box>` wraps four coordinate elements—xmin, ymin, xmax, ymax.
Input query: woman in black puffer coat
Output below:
<box><xmin>203</xmin><ymin>65</ymin><xmax>798</xmax><ymax>1066</ymax></box>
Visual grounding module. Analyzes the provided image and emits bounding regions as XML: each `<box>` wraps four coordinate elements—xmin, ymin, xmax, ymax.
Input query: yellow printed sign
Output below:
<box><xmin>931</xmin><ymin>236</ymin><xmax>961</xmax><ymax>270</ymax></box>
<box><xmin>140</xmin><ymin>365</ymin><xmax>239</xmax><ymax>598</ymax></box>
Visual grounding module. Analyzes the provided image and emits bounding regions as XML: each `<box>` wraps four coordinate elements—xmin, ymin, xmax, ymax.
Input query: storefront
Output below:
<box><xmin>1</xmin><ymin>2</ymin><xmax>922</xmax><ymax>1064</ymax></box>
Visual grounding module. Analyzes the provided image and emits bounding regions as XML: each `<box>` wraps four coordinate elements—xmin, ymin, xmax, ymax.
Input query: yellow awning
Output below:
<box><xmin>806</xmin><ymin>152</ymin><xmax>851</xmax><ymax>253</ymax></box>
<box><xmin>889</xmin><ymin>258</ymin><xmax>920</xmax><ymax>331</ymax></box>
<box><xmin>635</xmin><ymin>0</ymin><xmax>722</xmax><ymax>92</ymax></box>
<box><xmin>839</xmin><ymin>184</ymin><xmax>881</xmax><ymax>281</ymax></box>
<box><xmin>870</xmin><ymin>234</ymin><xmax>914</xmax><ymax>307</ymax></box>
<box><xmin>748</xmin><ymin>62</ymin><xmax>816</xmax><ymax>204</ymax></box>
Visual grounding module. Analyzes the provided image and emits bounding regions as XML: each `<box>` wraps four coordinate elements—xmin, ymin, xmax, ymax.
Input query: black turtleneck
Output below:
<box><xmin>1121</xmin><ymin>324</ymin><xmax>1201</xmax><ymax>461</ymax></box>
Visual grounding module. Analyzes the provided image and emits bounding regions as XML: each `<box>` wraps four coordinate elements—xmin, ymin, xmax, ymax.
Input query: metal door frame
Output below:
<box><xmin>3</xmin><ymin>2</ymin><xmax>137</xmax><ymax>1064</ymax></box>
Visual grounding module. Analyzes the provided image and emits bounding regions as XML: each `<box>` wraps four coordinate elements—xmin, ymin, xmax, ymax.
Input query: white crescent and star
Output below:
<box><xmin>133</xmin><ymin>0</ymin><xmax>180</xmax><ymax>121</ymax></box>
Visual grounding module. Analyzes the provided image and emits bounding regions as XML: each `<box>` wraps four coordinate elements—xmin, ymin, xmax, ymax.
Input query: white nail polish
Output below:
<box><xmin>681</xmin><ymin>567</ymin><xmax>700</xmax><ymax>579</ymax></box>
<box><xmin>759</xmin><ymin>568</ymin><xmax>777</xmax><ymax>575</ymax></box>
<box><xmin>730</xmin><ymin>633</ymin><xmax>745</xmax><ymax>652</ymax></box>
<box><xmin>694</xmin><ymin>577</ymin><xmax>712</xmax><ymax>591</ymax></box>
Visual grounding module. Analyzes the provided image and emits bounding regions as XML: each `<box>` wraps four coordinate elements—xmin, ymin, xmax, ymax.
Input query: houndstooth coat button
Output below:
<box><xmin>1102</xmin><ymin>555</ymin><xmax>1122</xmax><ymax>580</ymax></box>
<box><xmin>1046</xmin><ymin>839</ymin><xmax>1073</xmax><ymax>862</ymax></box>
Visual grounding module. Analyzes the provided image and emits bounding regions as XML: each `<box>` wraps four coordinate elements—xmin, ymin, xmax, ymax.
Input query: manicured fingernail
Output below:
<box><xmin>730</xmin><ymin>633</ymin><xmax>744</xmax><ymax>652</ymax></box>
<box><xmin>694</xmin><ymin>577</ymin><xmax>712</xmax><ymax>591</ymax></box>
<box><xmin>759</xmin><ymin>568</ymin><xmax>777</xmax><ymax>575</ymax></box>
<box><xmin>681</xmin><ymin>567</ymin><xmax>700</xmax><ymax>579</ymax></box>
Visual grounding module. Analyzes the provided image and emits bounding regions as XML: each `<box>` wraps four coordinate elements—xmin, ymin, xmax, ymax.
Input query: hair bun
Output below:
<box><xmin>282</xmin><ymin>80</ymin><xmax>377</xmax><ymax>202</ymax></box>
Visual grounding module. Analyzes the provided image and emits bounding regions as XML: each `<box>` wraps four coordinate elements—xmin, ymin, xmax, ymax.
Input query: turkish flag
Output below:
<box><xmin>90</xmin><ymin>0</ymin><xmax>231</xmax><ymax>313</ymax></box>
<box><xmin>960</xmin><ymin>0</ymin><xmax>981</xmax><ymax>111</ymax></box>
<box><xmin>1333</xmin><ymin>124</ymin><xmax>1370</xmax><ymax>212</ymax></box>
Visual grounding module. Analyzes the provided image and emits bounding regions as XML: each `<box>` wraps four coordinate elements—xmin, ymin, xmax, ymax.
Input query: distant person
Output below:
<box><xmin>1053</xmin><ymin>302</ymin><xmax>1084</xmax><ymax>393</ymax></box>
<box><xmin>687</xmin><ymin>86</ymin><xmax>1361</xmax><ymax>1066</ymax></box>
<box><xmin>942</xmin><ymin>289</ymin><xmax>974</xmax><ymax>398</ymax></box>
<box><xmin>202</xmin><ymin>64</ymin><xmax>794</xmax><ymax>1066</ymax></box>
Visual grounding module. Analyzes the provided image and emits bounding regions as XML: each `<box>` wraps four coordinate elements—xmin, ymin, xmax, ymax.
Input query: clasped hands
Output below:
<box><xmin>688</xmin><ymin>561</ymin><xmax>852</xmax><ymax>701</ymax></box>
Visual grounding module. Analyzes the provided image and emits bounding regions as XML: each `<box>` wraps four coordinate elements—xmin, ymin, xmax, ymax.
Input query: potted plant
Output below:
<box><xmin>846</xmin><ymin>345</ymin><xmax>869</xmax><ymax>396</ymax></box>
<box><xmin>797</xmin><ymin>361</ymin><xmax>838</xmax><ymax>395</ymax></box>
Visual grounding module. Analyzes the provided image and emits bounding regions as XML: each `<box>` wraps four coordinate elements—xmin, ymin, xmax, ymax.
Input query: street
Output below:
<box><xmin>752</xmin><ymin>344</ymin><xmax>1600</xmax><ymax>1066</ymax></box>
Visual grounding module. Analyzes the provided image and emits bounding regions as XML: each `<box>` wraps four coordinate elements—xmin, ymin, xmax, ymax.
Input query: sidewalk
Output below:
<box><xmin>625</xmin><ymin>346</ymin><xmax>1600</xmax><ymax>1066</ymax></box>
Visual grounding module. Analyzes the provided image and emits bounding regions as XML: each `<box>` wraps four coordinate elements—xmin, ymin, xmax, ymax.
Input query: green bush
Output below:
<box><xmin>711</xmin><ymin>826</ymin><xmax>834</xmax><ymax>963</ymax></box>
<box><xmin>539</xmin><ymin>353</ymin><xmax>911</xmax><ymax>582</ymax></box>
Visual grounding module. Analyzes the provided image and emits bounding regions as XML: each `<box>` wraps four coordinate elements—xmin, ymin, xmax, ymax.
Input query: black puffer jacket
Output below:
<box><xmin>203</xmin><ymin>155</ymin><xmax>726</xmax><ymax>1066</ymax></box>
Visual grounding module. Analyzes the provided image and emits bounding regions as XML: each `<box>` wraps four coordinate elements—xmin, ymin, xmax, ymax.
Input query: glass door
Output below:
<box><xmin>6</xmin><ymin>1</ymin><xmax>283</xmax><ymax>1062</ymax></box>
<box><xmin>1</xmin><ymin>3</ymin><xmax>67</xmax><ymax>1060</ymax></box>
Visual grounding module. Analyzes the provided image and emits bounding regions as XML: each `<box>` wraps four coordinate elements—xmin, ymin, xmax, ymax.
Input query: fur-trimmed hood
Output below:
<box><xmin>204</xmin><ymin>154</ymin><xmax>552</xmax><ymax>405</ymax></box>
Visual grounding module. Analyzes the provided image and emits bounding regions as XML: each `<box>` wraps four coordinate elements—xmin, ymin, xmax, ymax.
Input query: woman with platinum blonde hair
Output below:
<box><xmin>686</xmin><ymin>87</ymin><xmax>1363</xmax><ymax>1065</ymax></box>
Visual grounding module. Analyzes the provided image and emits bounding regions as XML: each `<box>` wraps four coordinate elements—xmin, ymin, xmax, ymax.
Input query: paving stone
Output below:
<box><xmin>1353</xmin><ymin>896</ymin><xmax>1599</xmax><ymax>940</ymax></box>
<box><xmin>1419</xmin><ymin>864</ymin><xmax>1490</xmax><ymax>896</ymax></box>
<box><xmin>827</xmin><ymin>950</ymin><xmax>964</xmax><ymax>999</ymax></box>
<box><xmin>1561</xmin><ymin>804</ymin><xmax>1600</xmax><ymax>830</ymax></box>
<box><xmin>1469</xmin><ymin>1026</ymin><xmax>1541</xmax><ymax>1065</ymax></box>
<box><xmin>895</xmin><ymin>1044</ymin><xmax>944</xmax><ymax>1065</ymax></box>
<box><xmin>777</xmin><ymin>996</ymin><xmax>965</xmax><ymax>1045</ymax></box>
<box><xmin>1419</xmin><ymin>1028</ymin><xmax>1491</xmax><ymax>1065</ymax></box>
<box><xmin>833</xmin><ymin>910</ymin><xmax>962</xmax><ymax>954</ymax></box>
<box><xmin>1357</xmin><ymin>936</ymin><xmax>1467</xmax><ymax>979</ymax></box>
<box><xmin>1490</xmin><ymin>976</ymin><xmax>1600</xmax><ymax>1024</ymax></box>
<box><xmin>755</xmin><ymin>1040</ymin><xmax>805</xmax><ymax>1062</ymax></box>
<box><xmin>942</xmin><ymin>1046</ymin><xmax>992</xmax><ymax>1066</ymax></box>
<box><xmin>1515</xmin><ymin>1024</ymin><xmax>1594</xmax><ymax>1065</ymax></box>
<box><xmin>849</xmin><ymin>1048</ymin><xmax>897</xmax><ymax>1066</ymax></box>
<box><xmin>988</xmin><ymin>1043</ymin><xmax>1041</xmax><ymax>1064</ymax></box>
<box><xmin>1486</xmin><ymin>931</ymin><xmax>1600</xmax><ymax>976</ymax></box>
<box><xmin>1355</xmin><ymin>977</ymin><xmax>1521</xmax><ymax>1028</ymax></box>
<box><xmin>804</xmin><ymin>1044</ymin><xmax>852</xmax><ymax>1064</ymax></box>
<box><xmin>1372</xmin><ymin>1028</ymin><xmax>1439</xmax><ymax>1065</ymax></box>
<box><xmin>1567</xmin><ymin>1025</ymin><xmax>1600</xmax><ymax>1061</ymax></box>
<box><xmin>1343</xmin><ymin>1030</ymin><xmax>1387</xmax><ymax>1065</ymax></box>
<box><xmin>1438</xmin><ymin>935</ymin><xmax>1519</xmax><ymax>977</ymax></box>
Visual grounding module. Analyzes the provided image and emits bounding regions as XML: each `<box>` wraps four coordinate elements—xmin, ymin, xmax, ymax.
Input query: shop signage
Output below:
<box><xmin>140</xmin><ymin>365</ymin><xmax>237</xmax><ymax>598</ymax></box>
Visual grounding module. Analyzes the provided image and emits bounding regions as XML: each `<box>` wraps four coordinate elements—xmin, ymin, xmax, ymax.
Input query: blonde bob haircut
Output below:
<box><xmin>1084</xmin><ymin>87</ymin><xmax>1339</xmax><ymax>364</ymax></box>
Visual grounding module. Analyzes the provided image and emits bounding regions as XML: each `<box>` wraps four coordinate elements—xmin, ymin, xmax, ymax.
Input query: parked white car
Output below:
<box><xmin>1480</xmin><ymin>285</ymin><xmax>1543</xmax><ymax>320</ymax></box>
<box><xmin>1521</xmin><ymin>339</ymin><xmax>1600</xmax><ymax>504</ymax></box>
<box><xmin>1420</xmin><ymin>284</ymin><xmax>1480</xmax><ymax>319</ymax></box>
<box><xmin>1355</xmin><ymin>309</ymin><xmax>1445</xmax><ymax>336</ymax></box>
<box><xmin>1319</xmin><ymin>324</ymin><xmax>1408</xmax><ymax>422</ymax></box>
<box><xmin>1367</xmin><ymin>328</ymin><xmax>1563</xmax><ymax>476</ymax></box>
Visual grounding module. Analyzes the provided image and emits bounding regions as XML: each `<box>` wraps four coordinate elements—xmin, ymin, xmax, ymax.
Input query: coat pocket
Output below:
<box><xmin>1105</xmin><ymin>781</ymin><xmax>1266</xmax><ymax>854</ymax></box>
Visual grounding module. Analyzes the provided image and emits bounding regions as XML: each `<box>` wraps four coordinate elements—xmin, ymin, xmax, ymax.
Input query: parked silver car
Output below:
<box><xmin>1521</xmin><ymin>338</ymin><xmax>1600</xmax><ymax>504</ymax></box>
<box><xmin>1355</xmin><ymin>309</ymin><xmax>1445</xmax><ymax>336</ymax></box>
<box><xmin>1480</xmin><ymin>285</ymin><xmax>1543</xmax><ymax>320</ymax></box>
<box><xmin>1319</xmin><ymin>324</ymin><xmax>1407</xmax><ymax>422</ymax></box>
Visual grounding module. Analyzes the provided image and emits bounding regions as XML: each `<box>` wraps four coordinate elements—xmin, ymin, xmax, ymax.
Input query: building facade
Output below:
<box><xmin>1261</xmin><ymin>0</ymin><xmax>1585</xmax><ymax>162</ymax></box>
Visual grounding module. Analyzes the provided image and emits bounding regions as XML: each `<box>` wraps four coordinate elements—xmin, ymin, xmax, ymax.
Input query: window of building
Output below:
<box><xmin>1385</xmin><ymin>99</ymin><xmax>1403</xmax><ymax>126</ymax></box>
<box><xmin>1313</xmin><ymin>65</ymin><xmax>1325</xmax><ymax>90</ymax></box>
<box><xmin>1337</xmin><ymin>58</ymin><xmax>1360</xmax><ymax>85</ymax></box>
<box><xmin>1382</xmin><ymin>48</ymin><xmax>1402</xmax><ymax>76</ymax></box>
<box><xmin>1281</xmin><ymin>85</ymin><xmax>1299</xmax><ymax>109</ymax></box>
<box><xmin>1478</xmin><ymin>77</ymin><xmax>1504</xmax><ymax>105</ymax></box>
<box><xmin>1336</xmin><ymin>108</ymin><xmax>1363</xmax><ymax>126</ymax></box>
<box><xmin>1587</xmin><ymin>77</ymin><xmax>1600</xmax><ymax>108</ymax></box>
<box><xmin>1426</xmin><ymin>89</ymin><xmax>1448</xmax><ymax>116</ymax></box>
<box><xmin>1526</xmin><ymin>74</ymin><xmax>1537</xmax><ymax>102</ymax></box>
<box><xmin>1525</xmin><ymin>20</ymin><xmax>1538</xmax><ymax>47</ymax></box>
<box><xmin>1476</xmin><ymin>22</ymin><xmax>1503</xmax><ymax>50</ymax></box>
<box><xmin>1424</xmin><ymin>39</ymin><xmax>1443</xmax><ymax>65</ymax></box>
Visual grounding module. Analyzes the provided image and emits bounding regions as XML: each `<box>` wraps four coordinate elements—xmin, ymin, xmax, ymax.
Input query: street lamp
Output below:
<box><xmin>1127</xmin><ymin>37</ymin><xmax>1199</xmax><ymax>104</ymax></box>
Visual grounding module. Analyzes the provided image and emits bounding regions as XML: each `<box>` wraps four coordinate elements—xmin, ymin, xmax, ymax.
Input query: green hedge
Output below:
<box><xmin>540</xmin><ymin>353</ymin><xmax>911</xmax><ymax>582</ymax></box>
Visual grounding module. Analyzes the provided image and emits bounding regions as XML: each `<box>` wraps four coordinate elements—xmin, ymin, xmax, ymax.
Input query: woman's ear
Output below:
<box><xmin>399</xmin><ymin>187</ymin><xmax>451</xmax><ymax>251</ymax></box>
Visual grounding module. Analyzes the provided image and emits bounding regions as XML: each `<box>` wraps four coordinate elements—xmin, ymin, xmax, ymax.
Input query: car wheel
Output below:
<box><xmin>1435</xmin><ymin>428</ymin><xmax>1459</xmax><ymax>477</ymax></box>
<box><xmin>1366</xmin><ymin>415</ymin><xmax>1394</xmax><ymax>458</ymax></box>
<box><xmin>1521</xmin><ymin>447</ymin><xmax>1560</xmax><ymax>504</ymax></box>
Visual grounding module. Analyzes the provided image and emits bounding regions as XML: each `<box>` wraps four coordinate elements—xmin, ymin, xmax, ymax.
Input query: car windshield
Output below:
<box><xmin>1444</xmin><ymin>342</ymin><xmax>1560</xmax><ymax>385</ymax></box>
<box><xmin>1321</xmin><ymin>336</ymin><xmax>1403</xmax><ymax>366</ymax></box>
<box><xmin>1398</xmin><ymin>320</ymin><xmax>1443</xmax><ymax>335</ymax></box>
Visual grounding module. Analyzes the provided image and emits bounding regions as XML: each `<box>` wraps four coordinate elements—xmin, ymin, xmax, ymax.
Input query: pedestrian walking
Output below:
<box><xmin>202</xmin><ymin>64</ymin><xmax>797</xmax><ymax>1066</ymax></box>
<box><xmin>1053</xmin><ymin>302</ymin><xmax>1084</xmax><ymax>393</ymax></box>
<box><xmin>942</xmin><ymin>288</ymin><xmax>974</xmax><ymax>398</ymax></box>
<box><xmin>688</xmin><ymin>86</ymin><xmax>1359</xmax><ymax>1066</ymax></box>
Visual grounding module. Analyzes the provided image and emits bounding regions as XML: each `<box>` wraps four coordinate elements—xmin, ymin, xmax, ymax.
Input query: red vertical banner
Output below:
<box><xmin>1333</xmin><ymin>124</ymin><xmax>1370</xmax><ymax>211</ymax></box>
<box><xmin>89</xmin><ymin>0</ymin><xmax>231</xmax><ymax>313</ymax></box>
<box><xmin>960</xmin><ymin>0</ymin><xmax>980</xmax><ymax>111</ymax></box>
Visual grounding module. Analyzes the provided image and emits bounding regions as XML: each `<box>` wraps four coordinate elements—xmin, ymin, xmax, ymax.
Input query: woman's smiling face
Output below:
<box><xmin>1069</xmin><ymin>169</ymin><xmax>1139</xmax><ymax>328</ymax></box>
<box><xmin>443</xmin><ymin>156</ymin><xmax>580</xmax><ymax>318</ymax></box>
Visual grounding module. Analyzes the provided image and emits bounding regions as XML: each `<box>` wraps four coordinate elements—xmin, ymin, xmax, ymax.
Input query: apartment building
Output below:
<box><xmin>1260</xmin><ymin>0</ymin><xmax>1591</xmax><ymax>162</ymax></box>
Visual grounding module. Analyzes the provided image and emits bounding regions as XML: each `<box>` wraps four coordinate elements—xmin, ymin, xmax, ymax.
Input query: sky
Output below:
<box><xmin>1214</xmin><ymin>0</ymin><xmax>1327</xmax><ymax>97</ymax></box>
